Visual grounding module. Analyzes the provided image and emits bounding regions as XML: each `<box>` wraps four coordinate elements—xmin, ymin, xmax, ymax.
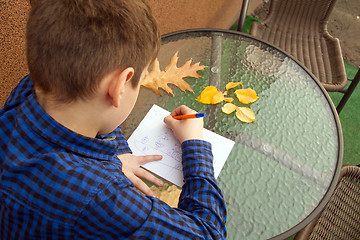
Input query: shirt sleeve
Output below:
<box><xmin>75</xmin><ymin>140</ymin><xmax>227</xmax><ymax>239</ymax></box>
<box><xmin>1</xmin><ymin>75</ymin><xmax>33</xmax><ymax>114</ymax></box>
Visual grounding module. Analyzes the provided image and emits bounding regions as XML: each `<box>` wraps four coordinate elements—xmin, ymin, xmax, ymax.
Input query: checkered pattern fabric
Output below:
<box><xmin>0</xmin><ymin>75</ymin><xmax>226</xmax><ymax>239</ymax></box>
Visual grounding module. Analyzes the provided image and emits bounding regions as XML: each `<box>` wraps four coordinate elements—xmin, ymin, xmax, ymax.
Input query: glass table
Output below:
<box><xmin>121</xmin><ymin>29</ymin><xmax>343</xmax><ymax>240</ymax></box>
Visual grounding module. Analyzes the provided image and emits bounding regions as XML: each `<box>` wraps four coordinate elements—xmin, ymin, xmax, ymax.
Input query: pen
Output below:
<box><xmin>172</xmin><ymin>113</ymin><xmax>206</xmax><ymax>120</ymax></box>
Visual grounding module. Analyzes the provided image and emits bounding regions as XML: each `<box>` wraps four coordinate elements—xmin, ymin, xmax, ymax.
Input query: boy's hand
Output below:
<box><xmin>164</xmin><ymin>105</ymin><xmax>204</xmax><ymax>143</ymax></box>
<box><xmin>117</xmin><ymin>153</ymin><xmax>164</xmax><ymax>197</ymax></box>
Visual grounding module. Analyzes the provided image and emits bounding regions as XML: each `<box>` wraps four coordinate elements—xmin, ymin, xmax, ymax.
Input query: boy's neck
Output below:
<box><xmin>36</xmin><ymin>92</ymin><xmax>103</xmax><ymax>138</ymax></box>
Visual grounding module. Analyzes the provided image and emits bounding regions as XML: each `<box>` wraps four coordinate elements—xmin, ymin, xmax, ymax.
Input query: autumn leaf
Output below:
<box><xmin>195</xmin><ymin>86</ymin><xmax>225</xmax><ymax>104</ymax></box>
<box><xmin>225</xmin><ymin>82</ymin><xmax>242</xmax><ymax>90</ymax></box>
<box><xmin>234</xmin><ymin>88</ymin><xmax>259</xmax><ymax>104</ymax></box>
<box><xmin>223</xmin><ymin>97</ymin><xmax>234</xmax><ymax>103</ymax></box>
<box><xmin>212</xmin><ymin>91</ymin><xmax>224</xmax><ymax>104</ymax></box>
<box><xmin>222</xmin><ymin>103</ymin><xmax>237</xmax><ymax>114</ymax></box>
<box><xmin>195</xmin><ymin>86</ymin><xmax>217</xmax><ymax>104</ymax></box>
<box><xmin>141</xmin><ymin>59</ymin><xmax>166</xmax><ymax>95</ymax></box>
<box><xmin>235</xmin><ymin>107</ymin><xmax>256</xmax><ymax>123</ymax></box>
<box><xmin>150</xmin><ymin>183</ymin><xmax>181</xmax><ymax>208</ymax></box>
<box><xmin>195</xmin><ymin>81</ymin><xmax>258</xmax><ymax>123</ymax></box>
<box><xmin>141</xmin><ymin>51</ymin><xmax>207</xmax><ymax>95</ymax></box>
<box><xmin>222</xmin><ymin>103</ymin><xmax>256</xmax><ymax>123</ymax></box>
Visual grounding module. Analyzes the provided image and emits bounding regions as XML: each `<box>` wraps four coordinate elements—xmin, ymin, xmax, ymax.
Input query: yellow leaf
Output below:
<box><xmin>142</xmin><ymin>51</ymin><xmax>207</xmax><ymax>95</ymax></box>
<box><xmin>150</xmin><ymin>183</ymin><xmax>181</xmax><ymax>208</ymax></box>
<box><xmin>212</xmin><ymin>91</ymin><xmax>224</xmax><ymax>104</ymax></box>
<box><xmin>223</xmin><ymin>97</ymin><xmax>234</xmax><ymax>103</ymax></box>
<box><xmin>234</xmin><ymin>88</ymin><xmax>259</xmax><ymax>104</ymax></box>
<box><xmin>226</xmin><ymin>82</ymin><xmax>242</xmax><ymax>90</ymax></box>
<box><xmin>222</xmin><ymin>103</ymin><xmax>237</xmax><ymax>114</ymax></box>
<box><xmin>235</xmin><ymin>107</ymin><xmax>256</xmax><ymax>123</ymax></box>
<box><xmin>196</xmin><ymin>86</ymin><xmax>218</xmax><ymax>104</ymax></box>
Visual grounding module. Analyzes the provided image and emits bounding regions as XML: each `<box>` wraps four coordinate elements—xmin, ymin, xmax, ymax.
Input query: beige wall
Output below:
<box><xmin>146</xmin><ymin>0</ymin><xmax>243</xmax><ymax>34</ymax></box>
<box><xmin>0</xmin><ymin>1</ymin><xmax>31</xmax><ymax>106</ymax></box>
<box><xmin>146</xmin><ymin>0</ymin><xmax>263</xmax><ymax>34</ymax></box>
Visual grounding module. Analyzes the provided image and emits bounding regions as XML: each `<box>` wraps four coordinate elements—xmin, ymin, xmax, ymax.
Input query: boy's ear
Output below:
<box><xmin>108</xmin><ymin>67</ymin><xmax>135</xmax><ymax>108</ymax></box>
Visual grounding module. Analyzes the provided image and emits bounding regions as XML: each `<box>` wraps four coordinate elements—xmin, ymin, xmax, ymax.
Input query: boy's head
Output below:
<box><xmin>27</xmin><ymin>0</ymin><xmax>160</xmax><ymax>102</ymax></box>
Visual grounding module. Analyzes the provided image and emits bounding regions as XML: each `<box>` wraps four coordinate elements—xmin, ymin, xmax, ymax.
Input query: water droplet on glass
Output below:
<box><xmin>263</xmin><ymin>143</ymin><xmax>272</xmax><ymax>153</ymax></box>
<box><xmin>211</xmin><ymin>67</ymin><xmax>219</xmax><ymax>73</ymax></box>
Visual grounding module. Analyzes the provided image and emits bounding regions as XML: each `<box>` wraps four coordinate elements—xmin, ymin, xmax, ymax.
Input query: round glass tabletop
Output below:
<box><xmin>122</xmin><ymin>29</ymin><xmax>343</xmax><ymax>240</ymax></box>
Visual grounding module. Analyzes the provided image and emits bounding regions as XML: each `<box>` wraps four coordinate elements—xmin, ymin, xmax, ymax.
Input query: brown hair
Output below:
<box><xmin>27</xmin><ymin>0</ymin><xmax>160</xmax><ymax>102</ymax></box>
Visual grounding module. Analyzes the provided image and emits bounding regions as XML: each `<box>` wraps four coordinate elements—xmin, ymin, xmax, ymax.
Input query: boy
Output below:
<box><xmin>0</xmin><ymin>0</ymin><xmax>226</xmax><ymax>239</ymax></box>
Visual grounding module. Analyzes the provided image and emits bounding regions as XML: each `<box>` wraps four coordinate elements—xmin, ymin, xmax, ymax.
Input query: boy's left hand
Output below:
<box><xmin>117</xmin><ymin>153</ymin><xmax>164</xmax><ymax>197</ymax></box>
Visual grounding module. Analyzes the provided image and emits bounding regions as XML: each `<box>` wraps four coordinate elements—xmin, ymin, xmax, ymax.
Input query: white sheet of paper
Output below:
<box><xmin>127</xmin><ymin>104</ymin><xmax>235</xmax><ymax>187</ymax></box>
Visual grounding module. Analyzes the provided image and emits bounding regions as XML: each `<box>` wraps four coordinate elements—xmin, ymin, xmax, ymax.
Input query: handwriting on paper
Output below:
<box><xmin>127</xmin><ymin>104</ymin><xmax>235</xmax><ymax>187</ymax></box>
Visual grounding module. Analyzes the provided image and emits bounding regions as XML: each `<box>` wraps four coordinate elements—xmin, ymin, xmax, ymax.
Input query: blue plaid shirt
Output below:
<box><xmin>0</xmin><ymin>75</ymin><xmax>226</xmax><ymax>239</ymax></box>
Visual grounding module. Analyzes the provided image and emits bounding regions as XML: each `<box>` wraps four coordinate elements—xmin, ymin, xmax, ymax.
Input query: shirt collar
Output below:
<box><xmin>19</xmin><ymin>93</ymin><xmax>119</xmax><ymax>161</ymax></box>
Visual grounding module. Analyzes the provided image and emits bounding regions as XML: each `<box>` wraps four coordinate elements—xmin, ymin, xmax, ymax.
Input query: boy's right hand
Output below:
<box><xmin>164</xmin><ymin>105</ymin><xmax>203</xmax><ymax>143</ymax></box>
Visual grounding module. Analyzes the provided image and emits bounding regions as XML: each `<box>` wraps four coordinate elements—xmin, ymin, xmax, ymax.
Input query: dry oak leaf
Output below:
<box><xmin>141</xmin><ymin>51</ymin><xmax>207</xmax><ymax>95</ymax></box>
<box><xmin>234</xmin><ymin>88</ymin><xmax>259</xmax><ymax>104</ymax></box>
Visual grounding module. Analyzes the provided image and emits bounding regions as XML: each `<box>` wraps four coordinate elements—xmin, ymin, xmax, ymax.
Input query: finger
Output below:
<box><xmin>137</xmin><ymin>154</ymin><xmax>163</xmax><ymax>165</ymax></box>
<box><xmin>164</xmin><ymin>114</ymin><xmax>175</xmax><ymax>126</ymax></box>
<box><xmin>131</xmin><ymin>175</ymin><xmax>156</xmax><ymax>197</ymax></box>
<box><xmin>137</xmin><ymin>168</ymin><xmax>164</xmax><ymax>187</ymax></box>
<box><xmin>172</xmin><ymin>105</ymin><xmax>196</xmax><ymax>116</ymax></box>
<box><xmin>170</xmin><ymin>105</ymin><xmax>184</xmax><ymax>116</ymax></box>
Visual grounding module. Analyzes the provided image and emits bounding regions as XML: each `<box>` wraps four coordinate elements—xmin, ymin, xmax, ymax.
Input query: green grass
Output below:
<box><xmin>232</xmin><ymin>16</ymin><xmax>260</xmax><ymax>34</ymax></box>
<box><xmin>328</xmin><ymin>63</ymin><xmax>360</xmax><ymax>166</ymax></box>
